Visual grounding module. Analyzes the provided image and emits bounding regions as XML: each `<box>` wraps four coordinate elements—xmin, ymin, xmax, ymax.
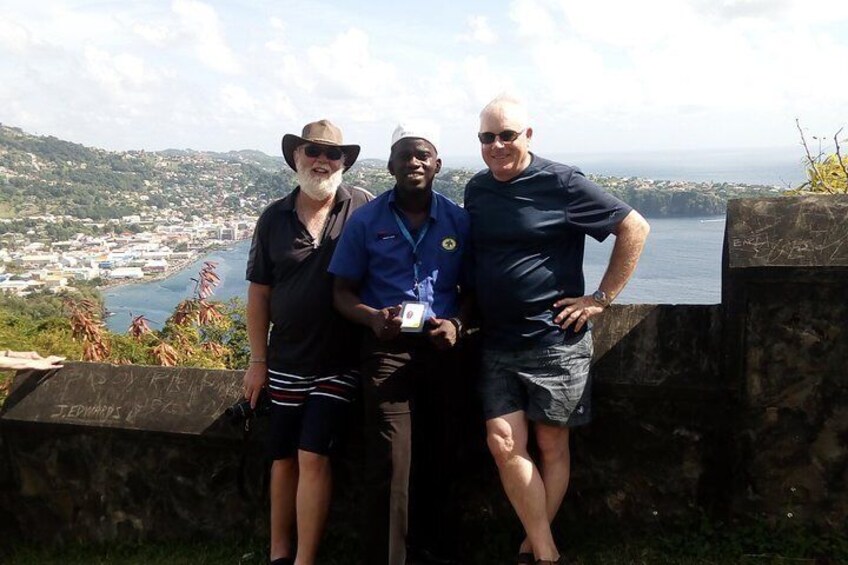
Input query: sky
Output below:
<box><xmin>1</xmin><ymin>0</ymin><xmax>846</xmax><ymax>163</ymax></box>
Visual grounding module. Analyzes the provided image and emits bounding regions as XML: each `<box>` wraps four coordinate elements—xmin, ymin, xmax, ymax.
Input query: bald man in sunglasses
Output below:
<box><xmin>244</xmin><ymin>120</ymin><xmax>372</xmax><ymax>565</ymax></box>
<box><xmin>464</xmin><ymin>96</ymin><xmax>650</xmax><ymax>565</ymax></box>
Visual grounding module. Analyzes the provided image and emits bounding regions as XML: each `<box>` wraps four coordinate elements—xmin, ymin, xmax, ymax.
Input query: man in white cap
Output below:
<box><xmin>244</xmin><ymin>119</ymin><xmax>371</xmax><ymax>565</ymax></box>
<box><xmin>330</xmin><ymin>123</ymin><xmax>472</xmax><ymax>565</ymax></box>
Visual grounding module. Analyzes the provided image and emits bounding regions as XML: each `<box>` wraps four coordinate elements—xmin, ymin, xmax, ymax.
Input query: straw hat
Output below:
<box><xmin>281</xmin><ymin>119</ymin><xmax>361</xmax><ymax>172</ymax></box>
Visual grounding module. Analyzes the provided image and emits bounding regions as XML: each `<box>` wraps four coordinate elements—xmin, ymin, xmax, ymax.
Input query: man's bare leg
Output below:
<box><xmin>486</xmin><ymin>411</ymin><xmax>559</xmax><ymax>561</ymax></box>
<box><xmin>536</xmin><ymin>424</ymin><xmax>571</xmax><ymax>518</ymax></box>
<box><xmin>294</xmin><ymin>450</ymin><xmax>332</xmax><ymax>565</ymax></box>
<box><xmin>518</xmin><ymin>424</ymin><xmax>572</xmax><ymax>556</ymax></box>
<box><xmin>270</xmin><ymin>458</ymin><xmax>298</xmax><ymax>561</ymax></box>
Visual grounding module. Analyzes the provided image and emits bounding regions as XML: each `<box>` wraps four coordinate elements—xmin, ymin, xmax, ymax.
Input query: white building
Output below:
<box><xmin>0</xmin><ymin>279</ymin><xmax>40</xmax><ymax>295</ymax></box>
<box><xmin>143</xmin><ymin>259</ymin><xmax>168</xmax><ymax>273</ymax></box>
<box><xmin>66</xmin><ymin>267</ymin><xmax>101</xmax><ymax>281</ymax></box>
<box><xmin>16</xmin><ymin>254</ymin><xmax>59</xmax><ymax>267</ymax></box>
<box><xmin>140</xmin><ymin>249</ymin><xmax>172</xmax><ymax>260</ymax></box>
<box><xmin>108</xmin><ymin>267</ymin><xmax>144</xmax><ymax>279</ymax></box>
<box><xmin>43</xmin><ymin>277</ymin><xmax>68</xmax><ymax>289</ymax></box>
<box><xmin>60</xmin><ymin>255</ymin><xmax>80</xmax><ymax>268</ymax></box>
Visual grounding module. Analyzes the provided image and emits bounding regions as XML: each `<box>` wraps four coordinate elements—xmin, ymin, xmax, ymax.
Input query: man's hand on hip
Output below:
<box><xmin>553</xmin><ymin>295</ymin><xmax>605</xmax><ymax>333</ymax></box>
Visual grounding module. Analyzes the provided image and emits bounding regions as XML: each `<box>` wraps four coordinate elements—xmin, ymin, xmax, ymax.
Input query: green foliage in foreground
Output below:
<box><xmin>3</xmin><ymin>519</ymin><xmax>846</xmax><ymax>564</ymax></box>
<box><xmin>801</xmin><ymin>152</ymin><xmax>848</xmax><ymax>194</ymax></box>
<box><xmin>793</xmin><ymin>123</ymin><xmax>848</xmax><ymax>195</ymax></box>
<box><xmin>0</xmin><ymin>290</ymin><xmax>249</xmax><ymax>402</ymax></box>
<box><xmin>0</xmin><ymin>293</ymin><xmax>89</xmax><ymax>360</ymax></box>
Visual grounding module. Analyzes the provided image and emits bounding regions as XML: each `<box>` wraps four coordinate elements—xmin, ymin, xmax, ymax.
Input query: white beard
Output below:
<box><xmin>297</xmin><ymin>168</ymin><xmax>343</xmax><ymax>201</ymax></box>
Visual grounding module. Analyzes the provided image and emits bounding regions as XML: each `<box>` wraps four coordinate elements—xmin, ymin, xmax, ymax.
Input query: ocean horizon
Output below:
<box><xmin>443</xmin><ymin>145</ymin><xmax>806</xmax><ymax>187</ymax></box>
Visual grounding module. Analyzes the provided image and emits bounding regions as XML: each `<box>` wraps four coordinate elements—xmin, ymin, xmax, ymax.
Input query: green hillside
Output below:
<box><xmin>0</xmin><ymin>123</ymin><xmax>783</xmax><ymax>219</ymax></box>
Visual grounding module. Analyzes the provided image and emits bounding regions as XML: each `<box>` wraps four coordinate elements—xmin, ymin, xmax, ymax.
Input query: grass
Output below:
<box><xmin>3</xmin><ymin>520</ymin><xmax>846</xmax><ymax>564</ymax></box>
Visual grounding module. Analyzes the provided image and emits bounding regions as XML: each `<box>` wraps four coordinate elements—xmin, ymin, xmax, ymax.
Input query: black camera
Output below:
<box><xmin>225</xmin><ymin>388</ymin><xmax>271</xmax><ymax>425</ymax></box>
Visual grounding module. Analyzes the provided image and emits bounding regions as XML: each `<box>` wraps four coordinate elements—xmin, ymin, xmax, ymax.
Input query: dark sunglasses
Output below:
<box><xmin>477</xmin><ymin>129</ymin><xmax>526</xmax><ymax>145</ymax></box>
<box><xmin>303</xmin><ymin>144</ymin><xmax>344</xmax><ymax>161</ymax></box>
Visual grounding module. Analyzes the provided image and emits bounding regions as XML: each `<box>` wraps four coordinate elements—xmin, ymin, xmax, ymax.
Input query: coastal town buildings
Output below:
<box><xmin>0</xmin><ymin>215</ymin><xmax>255</xmax><ymax>296</ymax></box>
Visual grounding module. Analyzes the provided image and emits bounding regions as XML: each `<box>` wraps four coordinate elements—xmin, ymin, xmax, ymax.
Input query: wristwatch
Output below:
<box><xmin>592</xmin><ymin>289</ymin><xmax>611</xmax><ymax>307</ymax></box>
<box><xmin>448</xmin><ymin>317</ymin><xmax>464</xmax><ymax>338</ymax></box>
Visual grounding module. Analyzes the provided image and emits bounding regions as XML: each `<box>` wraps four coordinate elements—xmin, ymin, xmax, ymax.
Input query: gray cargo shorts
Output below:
<box><xmin>479</xmin><ymin>330</ymin><xmax>593</xmax><ymax>427</ymax></box>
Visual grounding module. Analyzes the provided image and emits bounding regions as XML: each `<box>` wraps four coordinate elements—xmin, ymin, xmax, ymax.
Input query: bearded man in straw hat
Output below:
<box><xmin>243</xmin><ymin>119</ymin><xmax>372</xmax><ymax>565</ymax></box>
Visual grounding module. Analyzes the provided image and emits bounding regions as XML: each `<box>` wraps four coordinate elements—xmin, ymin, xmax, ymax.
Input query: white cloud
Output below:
<box><xmin>219</xmin><ymin>84</ymin><xmax>258</xmax><ymax>115</ymax></box>
<box><xmin>1</xmin><ymin>0</ymin><xmax>845</xmax><ymax>156</ymax></box>
<box><xmin>271</xmin><ymin>93</ymin><xmax>298</xmax><ymax>123</ymax></box>
<box><xmin>0</xmin><ymin>19</ymin><xmax>33</xmax><ymax>53</ymax></box>
<box><xmin>501</xmin><ymin>0</ymin><xmax>848</xmax><ymax>150</ymax></box>
<box><xmin>265</xmin><ymin>38</ymin><xmax>288</xmax><ymax>53</ymax></box>
<box><xmin>133</xmin><ymin>22</ymin><xmax>176</xmax><ymax>48</ymax></box>
<box><xmin>305</xmin><ymin>28</ymin><xmax>398</xmax><ymax>99</ymax></box>
<box><xmin>461</xmin><ymin>56</ymin><xmax>521</xmax><ymax>109</ymax></box>
<box><xmin>84</xmin><ymin>48</ymin><xmax>160</xmax><ymax>91</ymax></box>
<box><xmin>172</xmin><ymin>0</ymin><xmax>240</xmax><ymax>74</ymax></box>
<box><xmin>265</xmin><ymin>17</ymin><xmax>289</xmax><ymax>53</ymax></box>
<box><xmin>558</xmin><ymin>1</ymin><xmax>694</xmax><ymax>48</ymax></box>
<box><xmin>459</xmin><ymin>16</ymin><xmax>498</xmax><ymax>44</ymax></box>
<box><xmin>509</xmin><ymin>0</ymin><xmax>558</xmax><ymax>39</ymax></box>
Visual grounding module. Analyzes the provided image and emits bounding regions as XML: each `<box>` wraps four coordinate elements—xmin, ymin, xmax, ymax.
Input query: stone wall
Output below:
<box><xmin>723</xmin><ymin>195</ymin><xmax>848</xmax><ymax>526</ymax></box>
<box><xmin>0</xmin><ymin>365</ymin><xmax>268</xmax><ymax>543</ymax></box>
<box><xmin>573</xmin><ymin>304</ymin><xmax>732</xmax><ymax>522</ymax></box>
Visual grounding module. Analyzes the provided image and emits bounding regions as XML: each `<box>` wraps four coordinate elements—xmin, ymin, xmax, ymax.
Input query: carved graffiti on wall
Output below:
<box><xmin>2</xmin><ymin>364</ymin><xmax>242</xmax><ymax>434</ymax></box>
<box><xmin>727</xmin><ymin>198</ymin><xmax>848</xmax><ymax>268</ymax></box>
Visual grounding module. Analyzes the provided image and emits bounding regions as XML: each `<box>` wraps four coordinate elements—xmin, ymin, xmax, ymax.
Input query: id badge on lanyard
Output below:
<box><xmin>393</xmin><ymin>211</ymin><xmax>429</xmax><ymax>333</ymax></box>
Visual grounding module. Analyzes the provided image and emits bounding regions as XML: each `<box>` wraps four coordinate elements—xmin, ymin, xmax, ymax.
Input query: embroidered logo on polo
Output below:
<box><xmin>441</xmin><ymin>236</ymin><xmax>458</xmax><ymax>251</ymax></box>
<box><xmin>376</xmin><ymin>231</ymin><xmax>397</xmax><ymax>241</ymax></box>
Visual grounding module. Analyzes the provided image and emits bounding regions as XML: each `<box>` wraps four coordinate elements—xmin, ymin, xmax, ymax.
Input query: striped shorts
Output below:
<box><xmin>266</xmin><ymin>368</ymin><xmax>359</xmax><ymax>459</ymax></box>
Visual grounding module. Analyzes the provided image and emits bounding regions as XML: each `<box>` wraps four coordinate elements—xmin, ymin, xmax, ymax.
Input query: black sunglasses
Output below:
<box><xmin>477</xmin><ymin>129</ymin><xmax>526</xmax><ymax>145</ymax></box>
<box><xmin>303</xmin><ymin>144</ymin><xmax>344</xmax><ymax>161</ymax></box>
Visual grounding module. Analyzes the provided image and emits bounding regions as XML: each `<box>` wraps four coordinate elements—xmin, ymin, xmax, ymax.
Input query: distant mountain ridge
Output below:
<box><xmin>158</xmin><ymin>147</ymin><xmax>283</xmax><ymax>168</ymax></box>
<box><xmin>0</xmin><ymin>123</ymin><xmax>783</xmax><ymax>220</ymax></box>
<box><xmin>0</xmin><ymin>123</ymin><xmax>294</xmax><ymax>220</ymax></box>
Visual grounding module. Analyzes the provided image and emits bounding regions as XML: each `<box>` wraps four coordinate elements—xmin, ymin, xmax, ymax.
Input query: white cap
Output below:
<box><xmin>391</xmin><ymin>121</ymin><xmax>440</xmax><ymax>152</ymax></box>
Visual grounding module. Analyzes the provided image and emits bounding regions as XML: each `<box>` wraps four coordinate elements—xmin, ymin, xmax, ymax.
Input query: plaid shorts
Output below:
<box><xmin>479</xmin><ymin>331</ymin><xmax>593</xmax><ymax>427</ymax></box>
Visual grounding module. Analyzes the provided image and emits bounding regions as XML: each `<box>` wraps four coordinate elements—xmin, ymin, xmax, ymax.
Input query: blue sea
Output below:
<box><xmin>103</xmin><ymin>217</ymin><xmax>726</xmax><ymax>332</ymax></box>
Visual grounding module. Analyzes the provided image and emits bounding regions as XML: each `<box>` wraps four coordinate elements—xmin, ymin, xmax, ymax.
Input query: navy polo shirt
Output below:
<box><xmin>246</xmin><ymin>185</ymin><xmax>372</xmax><ymax>374</ymax></box>
<box><xmin>464</xmin><ymin>153</ymin><xmax>632</xmax><ymax>350</ymax></box>
<box><xmin>329</xmin><ymin>188</ymin><xmax>470</xmax><ymax>320</ymax></box>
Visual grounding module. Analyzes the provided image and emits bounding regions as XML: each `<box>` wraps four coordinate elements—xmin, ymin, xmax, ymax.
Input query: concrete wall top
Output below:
<box><xmin>0</xmin><ymin>362</ymin><xmax>243</xmax><ymax>439</ymax></box>
<box><xmin>725</xmin><ymin>195</ymin><xmax>848</xmax><ymax>269</ymax></box>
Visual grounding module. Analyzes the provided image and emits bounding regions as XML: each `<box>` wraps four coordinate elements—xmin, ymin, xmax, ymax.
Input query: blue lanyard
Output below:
<box><xmin>392</xmin><ymin>211</ymin><xmax>430</xmax><ymax>300</ymax></box>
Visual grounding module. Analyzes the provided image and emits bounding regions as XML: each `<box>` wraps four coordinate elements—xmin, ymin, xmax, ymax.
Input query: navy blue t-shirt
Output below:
<box><xmin>464</xmin><ymin>154</ymin><xmax>632</xmax><ymax>350</ymax></box>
